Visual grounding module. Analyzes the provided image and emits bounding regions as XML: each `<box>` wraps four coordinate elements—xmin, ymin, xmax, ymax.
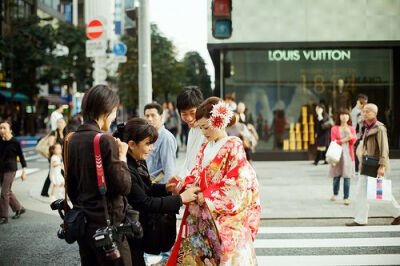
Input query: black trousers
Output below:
<box><xmin>40</xmin><ymin>173</ymin><xmax>50</xmax><ymax>197</ymax></box>
<box><xmin>78</xmin><ymin>227</ymin><xmax>132</xmax><ymax>266</ymax></box>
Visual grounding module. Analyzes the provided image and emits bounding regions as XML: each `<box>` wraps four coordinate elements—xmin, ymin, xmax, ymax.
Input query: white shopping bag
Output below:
<box><xmin>367</xmin><ymin>177</ymin><xmax>392</xmax><ymax>202</ymax></box>
<box><xmin>326</xmin><ymin>141</ymin><xmax>342</xmax><ymax>165</ymax></box>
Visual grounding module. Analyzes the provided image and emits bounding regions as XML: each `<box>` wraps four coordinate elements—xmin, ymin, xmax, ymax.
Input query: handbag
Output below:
<box><xmin>56</xmin><ymin>132</ymin><xmax>87</xmax><ymax>244</ymax></box>
<box><xmin>367</xmin><ymin>177</ymin><xmax>392</xmax><ymax>202</ymax></box>
<box><xmin>325</xmin><ymin>141</ymin><xmax>342</xmax><ymax>165</ymax></box>
<box><xmin>35</xmin><ymin>133</ymin><xmax>52</xmax><ymax>158</ymax></box>
<box><xmin>142</xmin><ymin>212</ymin><xmax>177</xmax><ymax>254</ymax></box>
<box><xmin>360</xmin><ymin>134</ymin><xmax>380</xmax><ymax>177</ymax></box>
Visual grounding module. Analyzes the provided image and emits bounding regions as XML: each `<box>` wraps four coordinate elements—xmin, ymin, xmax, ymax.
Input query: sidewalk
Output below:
<box><xmin>10</xmin><ymin>153</ymin><xmax>400</xmax><ymax>220</ymax></box>
<box><xmin>255</xmin><ymin>159</ymin><xmax>400</xmax><ymax>219</ymax></box>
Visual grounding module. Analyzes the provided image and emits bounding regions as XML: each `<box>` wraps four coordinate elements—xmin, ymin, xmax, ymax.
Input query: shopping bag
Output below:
<box><xmin>325</xmin><ymin>141</ymin><xmax>342</xmax><ymax>165</ymax></box>
<box><xmin>367</xmin><ymin>177</ymin><xmax>392</xmax><ymax>202</ymax></box>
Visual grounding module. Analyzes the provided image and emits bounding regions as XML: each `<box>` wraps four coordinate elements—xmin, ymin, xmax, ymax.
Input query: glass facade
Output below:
<box><xmin>224</xmin><ymin>48</ymin><xmax>396</xmax><ymax>151</ymax></box>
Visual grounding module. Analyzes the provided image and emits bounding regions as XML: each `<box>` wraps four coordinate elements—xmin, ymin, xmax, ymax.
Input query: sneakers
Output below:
<box><xmin>343</xmin><ymin>199</ymin><xmax>350</xmax><ymax>206</ymax></box>
<box><xmin>12</xmin><ymin>208</ymin><xmax>26</xmax><ymax>219</ymax></box>
<box><xmin>330</xmin><ymin>195</ymin><xmax>337</xmax><ymax>201</ymax></box>
<box><xmin>346</xmin><ymin>221</ymin><xmax>365</xmax><ymax>226</ymax></box>
<box><xmin>0</xmin><ymin>217</ymin><xmax>8</xmax><ymax>224</ymax></box>
<box><xmin>392</xmin><ymin>216</ymin><xmax>400</xmax><ymax>225</ymax></box>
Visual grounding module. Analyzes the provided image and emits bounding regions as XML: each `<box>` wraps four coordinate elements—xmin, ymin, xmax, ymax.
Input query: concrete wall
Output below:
<box><xmin>208</xmin><ymin>0</ymin><xmax>400</xmax><ymax>44</ymax></box>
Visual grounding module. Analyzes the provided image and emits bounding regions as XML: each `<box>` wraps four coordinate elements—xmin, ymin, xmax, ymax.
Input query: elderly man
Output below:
<box><xmin>346</xmin><ymin>103</ymin><xmax>400</xmax><ymax>226</ymax></box>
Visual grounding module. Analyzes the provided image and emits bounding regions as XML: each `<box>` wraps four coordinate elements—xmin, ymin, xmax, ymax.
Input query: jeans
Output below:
<box><xmin>333</xmin><ymin>176</ymin><xmax>350</xmax><ymax>199</ymax></box>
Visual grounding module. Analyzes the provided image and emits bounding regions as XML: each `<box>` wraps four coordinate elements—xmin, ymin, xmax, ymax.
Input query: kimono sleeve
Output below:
<box><xmin>203</xmin><ymin>138</ymin><xmax>254</xmax><ymax>216</ymax></box>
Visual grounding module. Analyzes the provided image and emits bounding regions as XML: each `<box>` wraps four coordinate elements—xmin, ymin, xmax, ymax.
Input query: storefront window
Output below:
<box><xmin>224</xmin><ymin>48</ymin><xmax>394</xmax><ymax>151</ymax></box>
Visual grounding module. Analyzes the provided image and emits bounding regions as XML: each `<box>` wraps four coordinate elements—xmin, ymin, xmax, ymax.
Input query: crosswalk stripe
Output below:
<box><xmin>254</xmin><ymin>237</ymin><xmax>400</xmax><ymax>248</ymax></box>
<box><xmin>258</xmin><ymin>226</ymin><xmax>400</xmax><ymax>234</ymax></box>
<box><xmin>25</xmin><ymin>155</ymin><xmax>44</xmax><ymax>161</ymax></box>
<box><xmin>256</xmin><ymin>254</ymin><xmax>400</xmax><ymax>266</ymax></box>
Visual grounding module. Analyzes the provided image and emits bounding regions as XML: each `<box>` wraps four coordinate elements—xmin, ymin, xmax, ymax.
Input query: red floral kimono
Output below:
<box><xmin>168</xmin><ymin>136</ymin><xmax>261</xmax><ymax>266</ymax></box>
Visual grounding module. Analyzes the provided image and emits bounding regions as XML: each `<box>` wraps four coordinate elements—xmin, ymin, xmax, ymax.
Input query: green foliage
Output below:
<box><xmin>182</xmin><ymin>51</ymin><xmax>212</xmax><ymax>98</ymax></box>
<box><xmin>117</xmin><ymin>24</ymin><xmax>212</xmax><ymax>108</ymax></box>
<box><xmin>1</xmin><ymin>16</ymin><xmax>93</xmax><ymax>101</ymax></box>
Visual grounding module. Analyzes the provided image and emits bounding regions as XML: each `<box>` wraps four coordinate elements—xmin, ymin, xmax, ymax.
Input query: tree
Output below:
<box><xmin>118</xmin><ymin>24</ymin><xmax>185</xmax><ymax>110</ymax></box>
<box><xmin>182</xmin><ymin>51</ymin><xmax>212</xmax><ymax>98</ymax></box>
<box><xmin>2</xmin><ymin>16</ymin><xmax>55</xmax><ymax>100</ymax></box>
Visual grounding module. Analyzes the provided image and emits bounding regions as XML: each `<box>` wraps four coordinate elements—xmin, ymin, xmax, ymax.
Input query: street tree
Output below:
<box><xmin>182</xmin><ymin>51</ymin><xmax>212</xmax><ymax>98</ymax></box>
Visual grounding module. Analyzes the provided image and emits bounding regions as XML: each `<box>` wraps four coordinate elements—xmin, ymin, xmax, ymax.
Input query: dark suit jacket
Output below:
<box><xmin>66</xmin><ymin>121</ymin><xmax>131</xmax><ymax>227</ymax></box>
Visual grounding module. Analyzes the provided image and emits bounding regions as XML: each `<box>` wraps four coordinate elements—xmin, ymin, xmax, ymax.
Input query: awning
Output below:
<box><xmin>0</xmin><ymin>90</ymin><xmax>29</xmax><ymax>102</ymax></box>
<box><xmin>39</xmin><ymin>95</ymin><xmax>67</xmax><ymax>104</ymax></box>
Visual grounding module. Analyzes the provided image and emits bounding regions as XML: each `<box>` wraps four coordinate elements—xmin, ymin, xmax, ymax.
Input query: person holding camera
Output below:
<box><xmin>114</xmin><ymin>118</ymin><xmax>200</xmax><ymax>266</ymax></box>
<box><xmin>66</xmin><ymin>85</ymin><xmax>133</xmax><ymax>265</ymax></box>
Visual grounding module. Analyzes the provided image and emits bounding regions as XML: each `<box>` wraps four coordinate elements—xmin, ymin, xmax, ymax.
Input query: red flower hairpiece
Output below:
<box><xmin>208</xmin><ymin>101</ymin><xmax>234</xmax><ymax>129</ymax></box>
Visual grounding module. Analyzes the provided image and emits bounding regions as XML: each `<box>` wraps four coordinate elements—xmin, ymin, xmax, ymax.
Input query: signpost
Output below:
<box><xmin>112</xmin><ymin>42</ymin><xmax>127</xmax><ymax>56</ymax></box>
<box><xmin>86</xmin><ymin>39</ymin><xmax>107</xmax><ymax>57</ymax></box>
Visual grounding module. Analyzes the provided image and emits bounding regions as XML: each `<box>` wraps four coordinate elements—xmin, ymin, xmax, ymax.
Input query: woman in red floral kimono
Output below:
<box><xmin>167</xmin><ymin>97</ymin><xmax>261</xmax><ymax>266</ymax></box>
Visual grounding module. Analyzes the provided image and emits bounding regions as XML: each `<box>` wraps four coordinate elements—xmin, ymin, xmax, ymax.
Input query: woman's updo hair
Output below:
<box><xmin>113</xmin><ymin>118</ymin><xmax>158</xmax><ymax>144</ymax></box>
<box><xmin>195</xmin><ymin>96</ymin><xmax>236</xmax><ymax>127</ymax></box>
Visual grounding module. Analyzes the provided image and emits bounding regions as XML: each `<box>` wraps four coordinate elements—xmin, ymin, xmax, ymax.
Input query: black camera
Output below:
<box><xmin>50</xmin><ymin>199</ymin><xmax>71</xmax><ymax>241</ymax></box>
<box><xmin>93</xmin><ymin>210</ymin><xmax>143</xmax><ymax>260</ymax></box>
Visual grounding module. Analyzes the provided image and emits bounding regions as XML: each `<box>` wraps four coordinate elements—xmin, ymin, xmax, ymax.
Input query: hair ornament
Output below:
<box><xmin>208</xmin><ymin>101</ymin><xmax>233</xmax><ymax>129</ymax></box>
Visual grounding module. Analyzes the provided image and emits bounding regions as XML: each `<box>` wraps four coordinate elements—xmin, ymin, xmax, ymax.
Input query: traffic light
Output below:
<box><xmin>212</xmin><ymin>0</ymin><xmax>232</xmax><ymax>39</ymax></box>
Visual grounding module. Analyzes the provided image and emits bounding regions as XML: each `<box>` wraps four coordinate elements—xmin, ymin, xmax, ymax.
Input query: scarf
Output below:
<box><xmin>364</xmin><ymin>117</ymin><xmax>377</xmax><ymax>136</ymax></box>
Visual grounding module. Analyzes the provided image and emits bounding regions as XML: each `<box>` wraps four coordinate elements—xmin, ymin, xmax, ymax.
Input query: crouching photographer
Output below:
<box><xmin>56</xmin><ymin>85</ymin><xmax>136</xmax><ymax>266</ymax></box>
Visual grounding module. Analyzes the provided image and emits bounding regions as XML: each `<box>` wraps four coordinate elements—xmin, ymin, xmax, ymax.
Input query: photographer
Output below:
<box><xmin>114</xmin><ymin>118</ymin><xmax>199</xmax><ymax>266</ymax></box>
<box><xmin>66</xmin><ymin>85</ymin><xmax>132</xmax><ymax>265</ymax></box>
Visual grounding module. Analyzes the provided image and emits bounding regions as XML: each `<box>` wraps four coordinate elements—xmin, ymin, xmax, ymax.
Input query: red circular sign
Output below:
<box><xmin>86</xmin><ymin>19</ymin><xmax>104</xmax><ymax>39</ymax></box>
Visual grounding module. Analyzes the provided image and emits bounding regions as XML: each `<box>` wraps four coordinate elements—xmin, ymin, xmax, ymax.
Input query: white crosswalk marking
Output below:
<box><xmin>255</xmin><ymin>226</ymin><xmax>400</xmax><ymax>266</ymax></box>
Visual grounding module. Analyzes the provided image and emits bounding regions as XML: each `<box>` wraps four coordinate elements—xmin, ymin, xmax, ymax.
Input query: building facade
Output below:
<box><xmin>208</xmin><ymin>0</ymin><xmax>400</xmax><ymax>159</ymax></box>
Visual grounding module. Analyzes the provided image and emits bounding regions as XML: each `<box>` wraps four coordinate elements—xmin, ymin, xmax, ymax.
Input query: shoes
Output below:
<box><xmin>346</xmin><ymin>221</ymin><xmax>365</xmax><ymax>226</ymax></box>
<box><xmin>343</xmin><ymin>199</ymin><xmax>350</xmax><ymax>206</ymax></box>
<box><xmin>313</xmin><ymin>161</ymin><xmax>318</xmax><ymax>166</ymax></box>
<box><xmin>12</xmin><ymin>208</ymin><xmax>26</xmax><ymax>219</ymax></box>
<box><xmin>330</xmin><ymin>195</ymin><xmax>337</xmax><ymax>201</ymax></box>
<box><xmin>0</xmin><ymin>217</ymin><xmax>8</xmax><ymax>224</ymax></box>
<box><xmin>392</xmin><ymin>216</ymin><xmax>400</xmax><ymax>225</ymax></box>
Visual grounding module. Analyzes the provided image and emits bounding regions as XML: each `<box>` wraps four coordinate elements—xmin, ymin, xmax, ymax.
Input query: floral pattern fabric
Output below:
<box><xmin>169</xmin><ymin>136</ymin><xmax>261</xmax><ymax>266</ymax></box>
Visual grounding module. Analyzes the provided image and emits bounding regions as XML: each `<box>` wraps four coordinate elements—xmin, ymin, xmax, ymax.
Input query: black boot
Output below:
<box><xmin>314</xmin><ymin>151</ymin><xmax>321</xmax><ymax>165</ymax></box>
<box><xmin>322</xmin><ymin>151</ymin><xmax>328</xmax><ymax>164</ymax></box>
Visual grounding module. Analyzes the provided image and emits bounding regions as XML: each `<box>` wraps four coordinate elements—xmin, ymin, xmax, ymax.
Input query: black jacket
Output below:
<box><xmin>0</xmin><ymin>137</ymin><xmax>27</xmax><ymax>173</ymax></box>
<box><xmin>66</xmin><ymin>121</ymin><xmax>131</xmax><ymax>227</ymax></box>
<box><xmin>126</xmin><ymin>154</ymin><xmax>182</xmax><ymax>221</ymax></box>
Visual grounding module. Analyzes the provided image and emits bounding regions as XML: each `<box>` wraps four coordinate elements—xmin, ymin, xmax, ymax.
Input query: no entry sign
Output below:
<box><xmin>86</xmin><ymin>19</ymin><xmax>104</xmax><ymax>39</ymax></box>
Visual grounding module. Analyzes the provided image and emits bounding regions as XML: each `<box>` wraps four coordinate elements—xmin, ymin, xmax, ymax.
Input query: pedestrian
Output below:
<box><xmin>65</xmin><ymin>85</ymin><xmax>132</xmax><ymax>265</ymax></box>
<box><xmin>40</xmin><ymin>118</ymin><xmax>67</xmax><ymax>197</ymax></box>
<box><xmin>226</xmin><ymin>112</ymin><xmax>254</xmax><ymax>161</ymax></box>
<box><xmin>346</xmin><ymin>103</ymin><xmax>400</xmax><ymax>226</ymax></box>
<box><xmin>48</xmin><ymin>143</ymin><xmax>64</xmax><ymax>201</ymax></box>
<box><xmin>164</xmin><ymin>101</ymin><xmax>181</xmax><ymax>156</ymax></box>
<box><xmin>50</xmin><ymin>104</ymin><xmax>64</xmax><ymax>131</ymax></box>
<box><xmin>114</xmin><ymin>118</ymin><xmax>200</xmax><ymax>266</ymax></box>
<box><xmin>144</xmin><ymin>102</ymin><xmax>177</xmax><ymax>184</ymax></box>
<box><xmin>168</xmin><ymin>98</ymin><xmax>260</xmax><ymax>266</ymax></box>
<box><xmin>143</xmin><ymin>102</ymin><xmax>177</xmax><ymax>265</ymax></box>
<box><xmin>328</xmin><ymin>109</ymin><xmax>357</xmax><ymax>206</ymax></box>
<box><xmin>175</xmin><ymin>86</ymin><xmax>205</xmax><ymax>178</ymax></box>
<box><xmin>351</xmin><ymin>94</ymin><xmax>368</xmax><ymax>173</ymax></box>
<box><xmin>0</xmin><ymin>121</ymin><xmax>27</xmax><ymax>224</ymax></box>
<box><xmin>224</xmin><ymin>93</ymin><xmax>237</xmax><ymax>111</ymax></box>
<box><xmin>314</xmin><ymin>104</ymin><xmax>331</xmax><ymax>165</ymax></box>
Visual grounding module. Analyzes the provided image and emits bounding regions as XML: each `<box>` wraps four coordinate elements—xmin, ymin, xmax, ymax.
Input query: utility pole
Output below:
<box><xmin>138</xmin><ymin>0</ymin><xmax>152</xmax><ymax>118</ymax></box>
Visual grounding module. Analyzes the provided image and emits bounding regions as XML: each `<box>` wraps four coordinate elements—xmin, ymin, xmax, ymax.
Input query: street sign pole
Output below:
<box><xmin>138</xmin><ymin>0</ymin><xmax>152</xmax><ymax>118</ymax></box>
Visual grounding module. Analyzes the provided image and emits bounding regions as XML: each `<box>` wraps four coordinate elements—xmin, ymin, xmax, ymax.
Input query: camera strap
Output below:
<box><xmin>63</xmin><ymin>132</ymin><xmax>75</xmax><ymax>228</ymax></box>
<box><xmin>93</xmin><ymin>133</ymin><xmax>112</xmax><ymax>226</ymax></box>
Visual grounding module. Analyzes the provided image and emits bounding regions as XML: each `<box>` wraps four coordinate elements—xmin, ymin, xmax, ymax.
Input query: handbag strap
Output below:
<box><xmin>93</xmin><ymin>133</ymin><xmax>112</xmax><ymax>226</ymax></box>
<box><xmin>63</xmin><ymin>132</ymin><xmax>75</xmax><ymax>228</ymax></box>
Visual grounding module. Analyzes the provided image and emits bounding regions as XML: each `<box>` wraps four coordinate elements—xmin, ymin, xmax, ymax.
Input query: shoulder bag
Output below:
<box><xmin>360</xmin><ymin>134</ymin><xmax>380</xmax><ymax>177</ymax></box>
